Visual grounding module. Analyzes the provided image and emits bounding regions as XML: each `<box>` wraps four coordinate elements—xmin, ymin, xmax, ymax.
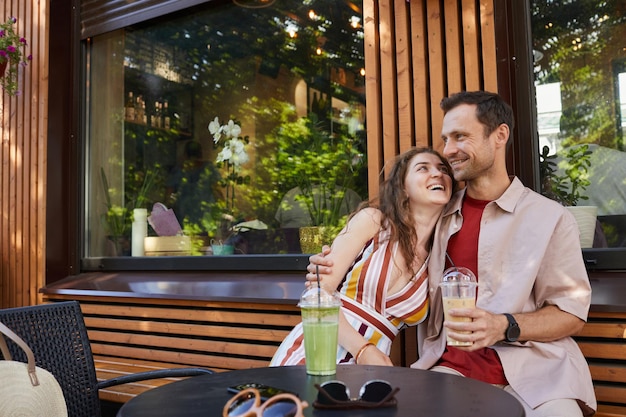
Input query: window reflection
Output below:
<box><xmin>86</xmin><ymin>1</ymin><xmax>367</xmax><ymax>257</ymax></box>
<box><xmin>532</xmin><ymin>1</ymin><xmax>626</xmax><ymax>248</ymax></box>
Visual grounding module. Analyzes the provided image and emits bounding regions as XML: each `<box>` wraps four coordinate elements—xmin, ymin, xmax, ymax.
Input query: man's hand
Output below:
<box><xmin>305</xmin><ymin>245</ymin><xmax>333</xmax><ymax>283</ymax></box>
<box><xmin>444</xmin><ymin>307</ymin><xmax>507</xmax><ymax>350</ymax></box>
<box><xmin>444</xmin><ymin>305</ymin><xmax>585</xmax><ymax>349</ymax></box>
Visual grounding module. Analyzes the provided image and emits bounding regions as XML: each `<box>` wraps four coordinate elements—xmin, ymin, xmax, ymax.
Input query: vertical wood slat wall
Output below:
<box><xmin>0</xmin><ymin>1</ymin><xmax>48</xmax><ymax>308</ymax></box>
<box><xmin>364</xmin><ymin>0</ymin><xmax>498</xmax><ymax>197</ymax></box>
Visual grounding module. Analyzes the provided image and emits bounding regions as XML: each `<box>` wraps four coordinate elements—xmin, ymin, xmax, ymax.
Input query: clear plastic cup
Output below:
<box><xmin>440</xmin><ymin>267</ymin><xmax>478</xmax><ymax>346</ymax></box>
<box><xmin>299</xmin><ymin>286</ymin><xmax>342</xmax><ymax>375</ymax></box>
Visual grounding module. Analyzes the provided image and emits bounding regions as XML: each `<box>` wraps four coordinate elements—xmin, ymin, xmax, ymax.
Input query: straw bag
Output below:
<box><xmin>0</xmin><ymin>321</ymin><xmax>68</xmax><ymax>417</ymax></box>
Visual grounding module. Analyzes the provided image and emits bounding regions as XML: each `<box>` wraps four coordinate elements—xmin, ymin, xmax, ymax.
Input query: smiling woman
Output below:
<box><xmin>84</xmin><ymin>0</ymin><xmax>367</xmax><ymax>258</ymax></box>
<box><xmin>271</xmin><ymin>147</ymin><xmax>452</xmax><ymax>369</ymax></box>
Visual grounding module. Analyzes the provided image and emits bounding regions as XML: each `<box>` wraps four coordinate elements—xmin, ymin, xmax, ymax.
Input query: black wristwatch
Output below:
<box><xmin>503</xmin><ymin>313</ymin><xmax>520</xmax><ymax>342</ymax></box>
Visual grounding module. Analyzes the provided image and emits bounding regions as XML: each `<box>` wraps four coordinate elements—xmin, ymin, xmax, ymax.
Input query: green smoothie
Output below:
<box><xmin>301</xmin><ymin>306</ymin><xmax>339</xmax><ymax>375</ymax></box>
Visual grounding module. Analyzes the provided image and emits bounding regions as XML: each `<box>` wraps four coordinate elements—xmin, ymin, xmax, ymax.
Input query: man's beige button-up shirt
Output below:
<box><xmin>413</xmin><ymin>177</ymin><xmax>596</xmax><ymax>415</ymax></box>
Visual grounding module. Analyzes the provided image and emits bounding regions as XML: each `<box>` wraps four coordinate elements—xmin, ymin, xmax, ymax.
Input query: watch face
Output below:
<box><xmin>507</xmin><ymin>326</ymin><xmax>520</xmax><ymax>341</ymax></box>
<box><xmin>505</xmin><ymin>314</ymin><xmax>520</xmax><ymax>341</ymax></box>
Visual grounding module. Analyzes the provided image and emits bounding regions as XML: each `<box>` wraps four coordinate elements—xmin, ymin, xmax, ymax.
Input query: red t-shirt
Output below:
<box><xmin>437</xmin><ymin>195</ymin><xmax>508</xmax><ymax>385</ymax></box>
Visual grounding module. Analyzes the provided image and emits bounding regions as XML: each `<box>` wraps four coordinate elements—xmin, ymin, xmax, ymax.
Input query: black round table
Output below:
<box><xmin>116</xmin><ymin>365</ymin><xmax>525</xmax><ymax>417</ymax></box>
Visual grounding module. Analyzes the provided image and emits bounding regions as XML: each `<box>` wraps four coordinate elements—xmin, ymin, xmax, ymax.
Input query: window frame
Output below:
<box><xmin>80</xmin><ymin>0</ymin><xmax>368</xmax><ymax>267</ymax></box>
<box><xmin>80</xmin><ymin>254</ymin><xmax>311</xmax><ymax>272</ymax></box>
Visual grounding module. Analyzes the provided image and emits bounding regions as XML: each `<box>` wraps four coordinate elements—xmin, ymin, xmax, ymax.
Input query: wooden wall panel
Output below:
<box><xmin>378</xmin><ymin>1</ymin><xmax>400</xmax><ymax>175</ymax></box>
<box><xmin>427</xmin><ymin>0</ymin><xmax>447</xmax><ymax>154</ymax></box>
<box><xmin>444</xmin><ymin>0</ymin><xmax>463</xmax><ymax>94</ymax></box>
<box><xmin>410</xmin><ymin>1</ymin><xmax>430</xmax><ymax>149</ymax></box>
<box><xmin>365</xmin><ymin>0</ymin><xmax>498</xmax><ymax>197</ymax></box>
<box><xmin>394</xmin><ymin>0</ymin><xmax>414</xmax><ymax>154</ymax></box>
<box><xmin>0</xmin><ymin>0</ymin><xmax>48</xmax><ymax>308</ymax></box>
<box><xmin>363</xmin><ymin>0</ymin><xmax>383</xmax><ymax>202</ymax></box>
<box><xmin>462</xmin><ymin>0</ymin><xmax>482</xmax><ymax>90</ymax></box>
<box><xmin>480</xmin><ymin>0</ymin><xmax>498</xmax><ymax>92</ymax></box>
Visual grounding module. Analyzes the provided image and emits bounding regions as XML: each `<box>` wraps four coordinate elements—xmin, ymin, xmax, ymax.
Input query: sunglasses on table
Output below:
<box><xmin>223</xmin><ymin>387</ymin><xmax>308</xmax><ymax>417</ymax></box>
<box><xmin>313</xmin><ymin>379</ymin><xmax>400</xmax><ymax>410</ymax></box>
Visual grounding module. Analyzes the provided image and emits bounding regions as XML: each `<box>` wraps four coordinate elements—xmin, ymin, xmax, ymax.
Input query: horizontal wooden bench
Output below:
<box><xmin>44</xmin><ymin>294</ymin><xmax>300</xmax><ymax>403</ymax></box>
<box><xmin>573</xmin><ymin>311</ymin><xmax>626</xmax><ymax>417</ymax></box>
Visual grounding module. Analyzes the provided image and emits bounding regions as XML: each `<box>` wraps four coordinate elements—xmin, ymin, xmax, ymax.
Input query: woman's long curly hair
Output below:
<box><xmin>375</xmin><ymin>147</ymin><xmax>455</xmax><ymax>274</ymax></box>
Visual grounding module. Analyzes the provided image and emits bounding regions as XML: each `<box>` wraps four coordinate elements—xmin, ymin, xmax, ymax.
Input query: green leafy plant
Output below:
<box><xmin>539</xmin><ymin>144</ymin><xmax>592</xmax><ymax>206</ymax></box>
<box><xmin>274</xmin><ymin>114</ymin><xmax>365</xmax><ymax>229</ymax></box>
<box><xmin>100</xmin><ymin>167</ymin><xmax>157</xmax><ymax>238</ymax></box>
<box><xmin>0</xmin><ymin>17</ymin><xmax>32</xmax><ymax>96</ymax></box>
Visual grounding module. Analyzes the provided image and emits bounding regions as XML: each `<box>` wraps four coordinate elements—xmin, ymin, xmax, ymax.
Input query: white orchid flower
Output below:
<box><xmin>229</xmin><ymin>138</ymin><xmax>249</xmax><ymax>167</ymax></box>
<box><xmin>208</xmin><ymin>117</ymin><xmax>222</xmax><ymax>142</ymax></box>
<box><xmin>232</xmin><ymin>151</ymin><xmax>250</xmax><ymax>167</ymax></box>
<box><xmin>211</xmin><ymin>117</ymin><xmax>248</xmax><ymax>169</ymax></box>
<box><xmin>230</xmin><ymin>137</ymin><xmax>245</xmax><ymax>154</ymax></box>
<box><xmin>216</xmin><ymin>146</ymin><xmax>233</xmax><ymax>164</ymax></box>
<box><xmin>223</xmin><ymin>119</ymin><xmax>242</xmax><ymax>139</ymax></box>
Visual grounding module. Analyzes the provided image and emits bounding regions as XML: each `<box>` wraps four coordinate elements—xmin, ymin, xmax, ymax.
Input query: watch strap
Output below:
<box><xmin>503</xmin><ymin>313</ymin><xmax>520</xmax><ymax>342</ymax></box>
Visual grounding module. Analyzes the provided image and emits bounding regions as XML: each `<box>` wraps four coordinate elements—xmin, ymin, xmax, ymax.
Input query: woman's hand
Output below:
<box><xmin>305</xmin><ymin>245</ymin><xmax>333</xmax><ymax>286</ymax></box>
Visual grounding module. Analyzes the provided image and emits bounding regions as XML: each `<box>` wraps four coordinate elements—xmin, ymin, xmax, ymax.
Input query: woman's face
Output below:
<box><xmin>403</xmin><ymin>152</ymin><xmax>453</xmax><ymax>208</ymax></box>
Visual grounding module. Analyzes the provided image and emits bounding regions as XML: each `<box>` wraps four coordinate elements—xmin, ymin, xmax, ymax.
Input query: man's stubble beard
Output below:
<box><xmin>451</xmin><ymin>152</ymin><xmax>495</xmax><ymax>184</ymax></box>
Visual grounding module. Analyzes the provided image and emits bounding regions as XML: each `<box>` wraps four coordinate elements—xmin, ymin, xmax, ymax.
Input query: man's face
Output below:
<box><xmin>440</xmin><ymin>104</ymin><xmax>495</xmax><ymax>182</ymax></box>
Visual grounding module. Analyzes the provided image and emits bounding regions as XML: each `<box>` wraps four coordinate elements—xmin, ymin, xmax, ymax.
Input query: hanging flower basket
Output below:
<box><xmin>0</xmin><ymin>17</ymin><xmax>32</xmax><ymax>96</ymax></box>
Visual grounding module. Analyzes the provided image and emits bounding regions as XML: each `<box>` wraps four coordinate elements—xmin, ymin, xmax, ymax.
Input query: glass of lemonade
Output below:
<box><xmin>299</xmin><ymin>286</ymin><xmax>341</xmax><ymax>375</ymax></box>
<box><xmin>440</xmin><ymin>267</ymin><xmax>478</xmax><ymax>346</ymax></box>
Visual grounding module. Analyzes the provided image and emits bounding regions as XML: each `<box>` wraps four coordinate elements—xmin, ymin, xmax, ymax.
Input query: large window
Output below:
<box><xmin>84</xmin><ymin>1</ymin><xmax>366</xmax><ymax>259</ymax></box>
<box><xmin>532</xmin><ymin>0</ymin><xmax>626</xmax><ymax>253</ymax></box>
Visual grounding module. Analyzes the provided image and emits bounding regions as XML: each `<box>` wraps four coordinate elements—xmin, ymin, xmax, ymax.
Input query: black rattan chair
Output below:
<box><xmin>0</xmin><ymin>300</ymin><xmax>213</xmax><ymax>417</ymax></box>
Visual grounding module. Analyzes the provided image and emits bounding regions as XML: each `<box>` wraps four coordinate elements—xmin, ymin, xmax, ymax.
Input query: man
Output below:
<box><xmin>307</xmin><ymin>91</ymin><xmax>596</xmax><ymax>416</ymax></box>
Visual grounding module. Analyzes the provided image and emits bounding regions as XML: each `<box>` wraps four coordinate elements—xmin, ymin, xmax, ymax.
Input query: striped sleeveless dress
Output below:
<box><xmin>270</xmin><ymin>229</ymin><xmax>429</xmax><ymax>366</ymax></box>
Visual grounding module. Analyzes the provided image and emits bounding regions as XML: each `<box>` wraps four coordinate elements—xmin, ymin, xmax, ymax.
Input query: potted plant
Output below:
<box><xmin>272</xmin><ymin>114</ymin><xmax>365</xmax><ymax>252</ymax></box>
<box><xmin>100</xmin><ymin>167</ymin><xmax>158</xmax><ymax>255</ymax></box>
<box><xmin>539</xmin><ymin>144</ymin><xmax>597</xmax><ymax>247</ymax></box>
<box><xmin>0</xmin><ymin>17</ymin><xmax>32</xmax><ymax>96</ymax></box>
<box><xmin>208</xmin><ymin>117</ymin><xmax>251</xmax><ymax>254</ymax></box>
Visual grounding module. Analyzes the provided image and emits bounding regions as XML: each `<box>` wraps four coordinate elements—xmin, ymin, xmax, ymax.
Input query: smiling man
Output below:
<box><xmin>414</xmin><ymin>91</ymin><xmax>595</xmax><ymax>417</ymax></box>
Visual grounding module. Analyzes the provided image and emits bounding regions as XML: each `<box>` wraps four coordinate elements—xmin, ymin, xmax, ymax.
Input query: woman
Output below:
<box><xmin>270</xmin><ymin>147</ymin><xmax>455</xmax><ymax>366</ymax></box>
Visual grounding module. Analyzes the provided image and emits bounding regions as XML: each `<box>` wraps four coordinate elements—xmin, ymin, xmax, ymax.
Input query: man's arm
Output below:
<box><xmin>445</xmin><ymin>305</ymin><xmax>585</xmax><ymax>350</ymax></box>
